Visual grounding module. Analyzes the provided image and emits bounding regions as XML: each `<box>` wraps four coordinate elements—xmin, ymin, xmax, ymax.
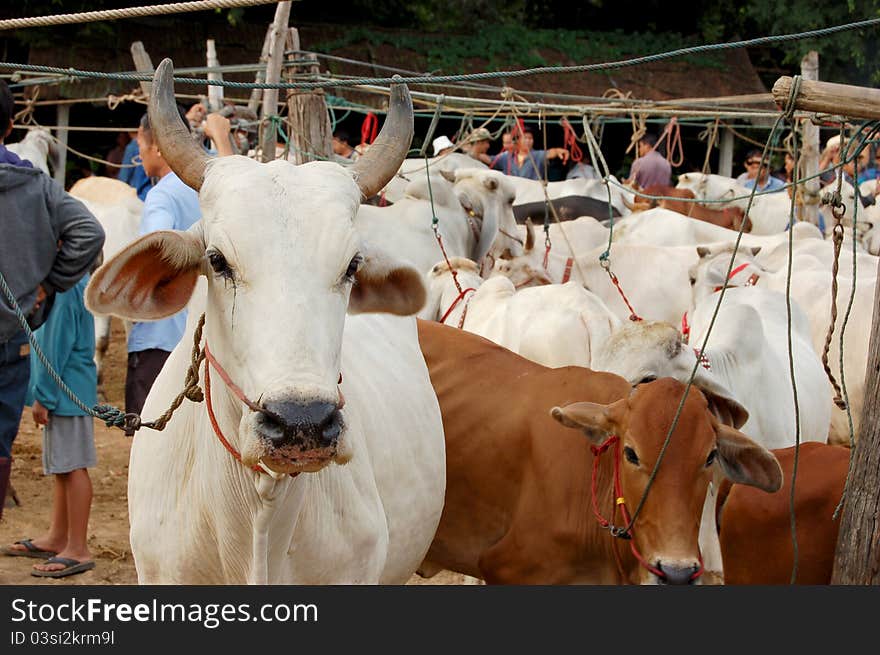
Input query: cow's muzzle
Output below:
<box><xmin>257</xmin><ymin>399</ymin><xmax>343</xmax><ymax>452</ymax></box>
<box><xmin>655</xmin><ymin>562</ymin><xmax>702</xmax><ymax>586</ymax></box>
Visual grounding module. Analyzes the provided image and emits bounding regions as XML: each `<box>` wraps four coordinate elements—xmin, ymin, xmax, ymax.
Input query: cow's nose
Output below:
<box><xmin>657</xmin><ymin>563</ymin><xmax>700</xmax><ymax>586</ymax></box>
<box><xmin>260</xmin><ymin>400</ymin><xmax>342</xmax><ymax>448</ymax></box>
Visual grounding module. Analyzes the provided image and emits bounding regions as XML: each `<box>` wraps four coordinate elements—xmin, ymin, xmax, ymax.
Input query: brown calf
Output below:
<box><xmin>717</xmin><ymin>442</ymin><xmax>849</xmax><ymax>585</ymax></box>
<box><xmin>637</xmin><ymin>185</ymin><xmax>751</xmax><ymax>232</ymax></box>
<box><xmin>416</xmin><ymin>320</ymin><xmax>782</xmax><ymax>585</ymax></box>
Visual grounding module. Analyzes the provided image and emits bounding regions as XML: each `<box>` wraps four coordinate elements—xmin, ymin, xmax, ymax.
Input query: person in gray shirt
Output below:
<box><xmin>0</xmin><ymin>80</ymin><xmax>105</xmax><ymax>520</ymax></box>
<box><xmin>626</xmin><ymin>132</ymin><xmax>672</xmax><ymax>190</ymax></box>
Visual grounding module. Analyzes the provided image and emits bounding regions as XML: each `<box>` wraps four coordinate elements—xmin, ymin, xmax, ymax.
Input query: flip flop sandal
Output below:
<box><xmin>1</xmin><ymin>539</ymin><xmax>58</xmax><ymax>559</ymax></box>
<box><xmin>31</xmin><ymin>556</ymin><xmax>96</xmax><ymax>578</ymax></box>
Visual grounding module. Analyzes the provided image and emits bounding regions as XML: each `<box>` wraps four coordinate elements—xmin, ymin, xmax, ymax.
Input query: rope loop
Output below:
<box><xmin>783</xmin><ymin>75</ymin><xmax>803</xmax><ymax>121</ymax></box>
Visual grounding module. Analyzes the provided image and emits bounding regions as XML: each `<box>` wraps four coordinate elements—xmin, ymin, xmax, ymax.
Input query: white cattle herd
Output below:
<box><xmin>10</xmin><ymin>61</ymin><xmax>876</xmax><ymax>584</ymax></box>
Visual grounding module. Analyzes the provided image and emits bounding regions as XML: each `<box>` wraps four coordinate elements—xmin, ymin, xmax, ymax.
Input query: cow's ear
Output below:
<box><xmin>349</xmin><ymin>245</ymin><xmax>426</xmax><ymax>316</ymax></box>
<box><xmin>551</xmin><ymin>398</ymin><xmax>626</xmax><ymax>445</ymax></box>
<box><xmin>86</xmin><ymin>229</ymin><xmax>205</xmax><ymax>321</ymax></box>
<box><xmin>714</xmin><ymin>423</ymin><xmax>783</xmax><ymax>493</ymax></box>
<box><xmin>524</xmin><ymin>218</ymin><xmax>535</xmax><ymax>253</ymax></box>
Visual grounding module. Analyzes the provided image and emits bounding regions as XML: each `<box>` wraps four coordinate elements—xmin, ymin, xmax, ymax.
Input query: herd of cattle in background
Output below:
<box><xmin>6</xmin><ymin>61</ymin><xmax>875</xmax><ymax>585</ymax></box>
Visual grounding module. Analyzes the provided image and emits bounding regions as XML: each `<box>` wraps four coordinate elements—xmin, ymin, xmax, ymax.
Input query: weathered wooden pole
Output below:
<box><xmin>53</xmin><ymin>104</ymin><xmax>68</xmax><ymax>188</ymax></box>
<box><xmin>130</xmin><ymin>41</ymin><xmax>154</xmax><ymax>98</ymax></box>
<box><xmin>284</xmin><ymin>27</ymin><xmax>332</xmax><ymax>164</ymax></box>
<box><xmin>259</xmin><ymin>0</ymin><xmax>292</xmax><ymax>162</ymax></box>
<box><xmin>778</xmin><ymin>77</ymin><xmax>880</xmax><ymax>584</ymax></box>
<box><xmin>772</xmin><ymin>76</ymin><xmax>880</xmax><ymax>120</ymax></box>
<box><xmin>799</xmin><ymin>52</ymin><xmax>820</xmax><ymax>226</ymax></box>
<box><xmin>206</xmin><ymin>39</ymin><xmax>224</xmax><ymax>113</ymax></box>
<box><xmin>248</xmin><ymin>25</ymin><xmax>273</xmax><ymax>115</ymax></box>
<box><xmin>718</xmin><ymin>128</ymin><xmax>734</xmax><ymax>177</ymax></box>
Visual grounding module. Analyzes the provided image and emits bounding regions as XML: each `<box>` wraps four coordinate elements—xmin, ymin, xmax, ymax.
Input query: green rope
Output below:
<box><xmin>3</xmin><ymin>17</ymin><xmax>879</xmax><ymax>90</ymax></box>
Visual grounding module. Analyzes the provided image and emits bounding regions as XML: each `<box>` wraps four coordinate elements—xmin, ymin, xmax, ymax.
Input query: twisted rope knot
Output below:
<box><xmin>92</xmin><ymin>404</ymin><xmax>128</xmax><ymax>428</ymax></box>
<box><xmin>184</xmin><ymin>386</ymin><xmax>205</xmax><ymax>403</ymax></box>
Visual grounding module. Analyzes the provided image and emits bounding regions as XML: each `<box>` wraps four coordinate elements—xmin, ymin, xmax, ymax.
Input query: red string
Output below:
<box><xmin>561</xmin><ymin>118</ymin><xmax>583</xmax><ymax>163</ymax></box>
<box><xmin>361</xmin><ymin>112</ymin><xmax>378</xmax><ymax>146</ymax></box>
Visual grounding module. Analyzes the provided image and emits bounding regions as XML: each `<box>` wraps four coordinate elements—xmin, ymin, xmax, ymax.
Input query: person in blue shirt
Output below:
<box><xmin>123</xmin><ymin>108</ymin><xmax>231</xmax><ymax>434</ymax></box>
<box><xmin>735</xmin><ymin>149</ymin><xmax>786</xmax><ymax>193</ymax></box>
<box><xmin>490</xmin><ymin>127</ymin><xmax>569</xmax><ymax>180</ymax></box>
<box><xmin>3</xmin><ymin>273</ymin><xmax>99</xmax><ymax>578</ymax></box>
<box><xmin>116</xmin><ymin>130</ymin><xmax>153</xmax><ymax>201</ymax></box>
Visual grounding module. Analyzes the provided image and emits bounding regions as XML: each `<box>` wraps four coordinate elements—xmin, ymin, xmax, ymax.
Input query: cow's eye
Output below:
<box><xmin>638</xmin><ymin>375</ymin><xmax>656</xmax><ymax>385</ymax></box>
<box><xmin>207</xmin><ymin>250</ymin><xmax>233</xmax><ymax>279</ymax></box>
<box><xmin>705</xmin><ymin>449</ymin><xmax>717</xmax><ymax>468</ymax></box>
<box><xmin>623</xmin><ymin>446</ymin><xmax>639</xmax><ymax>466</ymax></box>
<box><xmin>345</xmin><ymin>254</ymin><xmax>363</xmax><ymax>281</ymax></box>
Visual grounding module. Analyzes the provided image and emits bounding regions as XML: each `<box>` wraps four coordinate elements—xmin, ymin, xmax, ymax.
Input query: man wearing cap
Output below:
<box><xmin>462</xmin><ymin>127</ymin><xmax>493</xmax><ymax>165</ymax></box>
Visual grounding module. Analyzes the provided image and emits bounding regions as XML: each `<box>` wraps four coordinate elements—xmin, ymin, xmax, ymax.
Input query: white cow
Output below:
<box><xmin>381</xmin><ymin>152</ymin><xmax>488</xmax><ymax>203</ymax></box>
<box><xmin>689</xmin><ymin>241</ymin><xmax>876</xmax><ymax>445</ymax></box>
<box><xmin>422</xmin><ymin>257</ymin><xmax>620</xmax><ymax>368</ymax></box>
<box><xmin>68</xmin><ymin>176</ymin><xmax>143</xmax><ymax>390</ymax></box>
<box><xmin>85</xmin><ymin>60</ymin><xmax>445</xmax><ymax>584</ymax></box>
<box><xmin>356</xmin><ymin>167</ymin><xmax>522</xmax><ymax>278</ymax></box>
<box><xmin>493</xmin><ymin>241</ymin><xmax>697</xmax><ymax>326</ymax></box>
<box><xmin>6</xmin><ymin>127</ymin><xmax>55</xmax><ymax>175</ymax></box>
<box><xmin>611</xmin><ymin>206</ymin><xmax>823</xmax><ymax>248</ymax></box>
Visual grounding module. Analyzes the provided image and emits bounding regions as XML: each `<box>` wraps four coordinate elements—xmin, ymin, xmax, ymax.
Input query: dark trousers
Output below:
<box><xmin>124</xmin><ymin>349</ymin><xmax>171</xmax><ymax>436</ymax></box>
<box><xmin>0</xmin><ymin>331</ymin><xmax>30</xmax><ymax>459</ymax></box>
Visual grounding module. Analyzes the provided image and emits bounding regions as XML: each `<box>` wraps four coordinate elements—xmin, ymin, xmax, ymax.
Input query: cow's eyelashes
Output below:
<box><xmin>623</xmin><ymin>446</ymin><xmax>639</xmax><ymax>466</ymax></box>
<box><xmin>207</xmin><ymin>249</ymin><xmax>234</xmax><ymax>280</ymax></box>
<box><xmin>345</xmin><ymin>253</ymin><xmax>363</xmax><ymax>282</ymax></box>
<box><xmin>705</xmin><ymin>449</ymin><xmax>717</xmax><ymax>468</ymax></box>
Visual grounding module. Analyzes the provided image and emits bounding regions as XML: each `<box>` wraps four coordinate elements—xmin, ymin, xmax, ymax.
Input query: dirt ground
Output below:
<box><xmin>0</xmin><ymin>319</ymin><xmax>469</xmax><ymax>586</ymax></box>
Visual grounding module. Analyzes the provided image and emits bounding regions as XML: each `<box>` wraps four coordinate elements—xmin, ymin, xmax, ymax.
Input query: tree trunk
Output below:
<box><xmin>831</xmin><ymin>253</ymin><xmax>880</xmax><ymax>584</ymax></box>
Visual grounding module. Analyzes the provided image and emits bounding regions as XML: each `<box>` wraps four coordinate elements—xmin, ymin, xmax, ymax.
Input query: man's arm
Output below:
<box><xmin>546</xmin><ymin>147</ymin><xmax>570</xmax><ymax>164</ymax></box>
<box><xmin>204</xmin><ymin>113</ymin><xmax>234</xmax><ymax>157</ymax></box>
<box><xmin>44</xmin><ymin>181</ymin><xmax>105</xmax><ymax>295</ymax></box>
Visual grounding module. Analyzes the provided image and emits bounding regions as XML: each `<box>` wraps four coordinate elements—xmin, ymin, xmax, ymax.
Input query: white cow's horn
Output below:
<box><xmin>350</xmin><ymin>76</ymin><xmax>414</xmax><ymax>200</ymax></box>
<box><xmin>148</xmin><ymin>58</ymin><xmax>212</xmax><ymax>192</ymax></box>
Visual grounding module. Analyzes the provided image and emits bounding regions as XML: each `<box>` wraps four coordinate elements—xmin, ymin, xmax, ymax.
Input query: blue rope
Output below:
<box><xmin>0</xmin><ymin>270</ymin><xmax>128</xmax><ymax>428</ymax></box>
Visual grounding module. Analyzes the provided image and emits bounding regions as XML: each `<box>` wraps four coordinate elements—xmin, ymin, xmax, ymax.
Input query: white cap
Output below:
<box><xmin>432</xmin><ymin>135</ymin><xmax>454</xmax><ymax>156</ymax></box>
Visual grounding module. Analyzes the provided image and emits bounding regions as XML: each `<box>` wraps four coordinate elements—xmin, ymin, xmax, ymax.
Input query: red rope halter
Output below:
<box><xmin>590</xmin><ymin>435</ymin><xmax>703</xmax><ymax>583</ymax></box>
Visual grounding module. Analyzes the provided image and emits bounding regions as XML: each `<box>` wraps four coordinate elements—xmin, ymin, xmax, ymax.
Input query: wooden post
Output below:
<box><xmin>718</xmin><ymin>128</ymin><xmax>734</xmax><ymax>177</ymax></box>
<box><xmin>799</xmin><ymin>52</ymin><xmax>820</xmax><ymax>226</ymax></box>
<box><xmin>248</xmin><ymin>25</ymin><xmax>273</xmax><ymax>115</ymax></box>
<box><xmin>53</xmin><ymin>104</ymin><xmax>68</xmax><ymax>188</ymax></box>
<box><xmin>285</xmin><ymin>27</ymin><xmax>332</xmax><ymax>165</ymax></box>
<box><xmin>130</xmin><ymin>41</ymin><xmax>154</xmax><ymax>98</ymax></box>
<box><xmin>831</xmin><ymin>253</ymin><xmax>880</xmax><ymax>584</ymax></box>
<box><xmin>259</xmin><ymin>1</ymin><xmax>292</xmax><ymax>162</ymax></box>
<box><xmin>772</xmin><ymin>76</ymin><xmax>880</xmax><ymax>120</ymax></box>
<box><xmin>206</xmin><ymin>39</ymin><xmax>224</xmax><ymax>113</ymax></box>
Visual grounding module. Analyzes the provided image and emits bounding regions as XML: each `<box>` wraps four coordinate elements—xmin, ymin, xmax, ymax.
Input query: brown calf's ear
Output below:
<box><xmin>524</xmin><ymin>218</ymin><xmax>535</xmax><ymax>253</ymax></box>
<box><xmin>714</xmin><ymin>423</ymin><xmax>783</xmax><ymax>493</ymax></box>
<box><xmin>86</xmin><ymin>229</ymin><xmax>204</xmax><ymax>321</ymax></box>
<box><xmin>550</xmin><ymin>398</ymin><xmax>626</xmax><ymax>445</ymax></box>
